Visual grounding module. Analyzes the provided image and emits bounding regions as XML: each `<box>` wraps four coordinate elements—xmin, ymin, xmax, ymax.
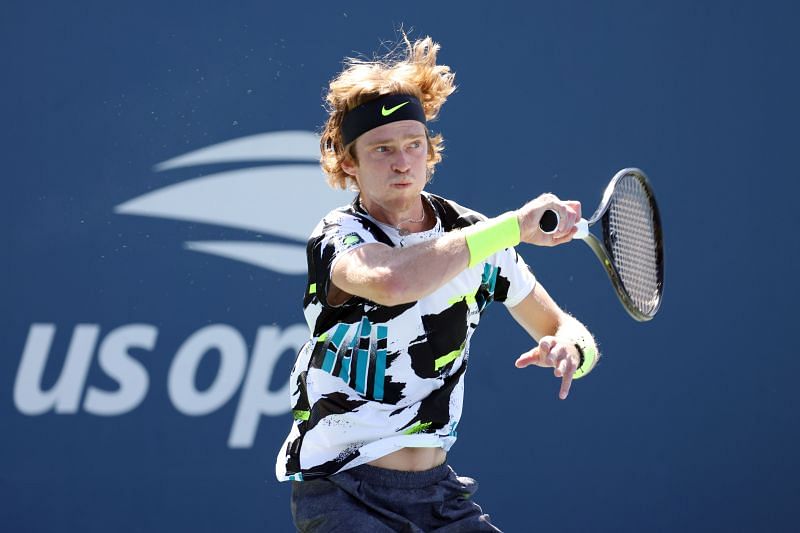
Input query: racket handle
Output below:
<box><xmin>539</xmin><ymin>210</ymin><xmax>589</xmax><ymax>240</ymax></box>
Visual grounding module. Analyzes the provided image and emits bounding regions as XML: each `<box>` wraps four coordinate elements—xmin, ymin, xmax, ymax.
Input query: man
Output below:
<box><xmin>276</xmin><ymin>35</ymin><xmax>598</xmax><ymax>532</ymax></box>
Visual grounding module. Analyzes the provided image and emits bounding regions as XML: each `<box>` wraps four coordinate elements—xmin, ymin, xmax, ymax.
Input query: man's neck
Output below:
<box><xmin>360</xmin><ymin>194</ymin><xmax>427</xmax><ymax>229</ymax></box>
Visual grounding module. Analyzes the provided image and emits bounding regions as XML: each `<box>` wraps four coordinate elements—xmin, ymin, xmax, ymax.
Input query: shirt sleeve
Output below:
<box><xmin>307</xmin><ymin>212</ymin><xmax>381</xmax><ymax>308</ymax></box>
<box><xmin>490</xmin><ymin>247</ymin><xmax>537</xmax><ymax>308</ymax></box>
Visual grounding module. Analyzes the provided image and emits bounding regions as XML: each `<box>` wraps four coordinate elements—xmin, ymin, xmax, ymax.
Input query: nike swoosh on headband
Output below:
<box><xmin>381</xmin><ymin>101</ymin><xmax>410</xmax><ymax>116</ymax></box>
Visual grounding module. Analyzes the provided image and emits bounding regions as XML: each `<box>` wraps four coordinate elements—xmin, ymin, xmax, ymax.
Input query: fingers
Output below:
<box><xmin>514</xmin><ymin>338</ymin><xmax>552</xmax><ymax>368</ymax></box>
<box><xmin>515</xmin><ymin>337</ymin><xmax>579</xmax><ymax>400</ymax></box>
<box><xmin>554</xmin><ymin>201</ymin><xmax>580</xmax><ymax>237</ymax></box>
<box><xmin>551</xmin><ymin>344</ymin><xmax>570</xmax><ymax>377</ymax></box>
<box><xmin>519</xmin><ymin>194</ymin><xmax>582</xmax><ymax>246</ymax></box>
<box><xmin>514</xmin><ymin>337</ymin><xmax>555</xmax><ymax>368</ymax></box>
<box><xmin>559</xmin><ymin>365</ymin><xmax>575</xmax><ymax>400</ymax></box>
<box><xmin>553</xmin><ymin>343</ymin><xmax>577</xmax><ymax>399</ymax></box>
<box><xmin>536</xmin><ymin>195</ymin><xmax>579</xmax><ymax>236</ymax></box>
<box><xmin>515</xmin><ymin>337</ymin><xmax>555</xmax><ymax>368</ymax></box>
<box><xmin>514</xmin><ymin>347</ymin><xmax>538</xmax><ymax>368</ymax></box>
<box><xmin>550</xmin><ymin>226</ymin><xmax>578</xmax><ymax>245</ymax></box>
<box><xmin>565</xmin><ymin>200</ymin><xmax>582</xmax><ymax>222</ymax></box>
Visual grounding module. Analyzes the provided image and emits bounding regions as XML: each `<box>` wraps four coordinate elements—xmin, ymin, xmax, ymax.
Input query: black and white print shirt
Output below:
<box><xmin>276</xmin><ymin>192</ymin><xmax>536</xmax><ymax>481</ymax></box>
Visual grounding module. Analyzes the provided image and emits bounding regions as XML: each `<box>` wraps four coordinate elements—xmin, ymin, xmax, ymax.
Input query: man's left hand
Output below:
<box><xmin>514</xmin><ymin>336</ymin><xmax>581</xmax><ymax>400</ymax></box>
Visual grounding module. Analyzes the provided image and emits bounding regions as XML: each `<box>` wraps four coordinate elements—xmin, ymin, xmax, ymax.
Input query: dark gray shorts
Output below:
<box><xmin>291</xmin><ymin>463</ymin><xmax>502</xmax><ymax>532</ymax></box>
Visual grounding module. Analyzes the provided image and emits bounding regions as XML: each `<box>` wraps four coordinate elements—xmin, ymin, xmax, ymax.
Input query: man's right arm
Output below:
<box><xmin>329</xmin><ymin>232</ymin><xmax>470</xmax><ymax>307</ymax></box>
<box><xmin>329</xmin><ymin>193</ymin><xmax>582</xmax><ymax>307</ymax></box>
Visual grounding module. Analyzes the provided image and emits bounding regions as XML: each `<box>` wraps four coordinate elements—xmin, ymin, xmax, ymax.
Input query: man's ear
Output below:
<box><xmin>341</xmin><ymin>154</ymin><xmax>357</xmax><ymax>176</ymax></box>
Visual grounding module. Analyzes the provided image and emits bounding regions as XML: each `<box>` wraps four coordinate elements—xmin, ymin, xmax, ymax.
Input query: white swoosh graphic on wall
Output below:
<box><xmin>115</xmin><ymin>165</ymin><xmax>351</xmax><ymax>242</ymax></box>
<box><xmin>154</xmin><ymin>131</ymin><xmax>320</xmax><ymax>171</ymax></box>
<box><xmin>117</xmin><ymin>131</ymin><xmax>351</xmax><ymax>275</ymax></box>
<box><xmin>184</xmin><ymin>241</ymin><xmax>308</xmax><ymax>275</ymax></box>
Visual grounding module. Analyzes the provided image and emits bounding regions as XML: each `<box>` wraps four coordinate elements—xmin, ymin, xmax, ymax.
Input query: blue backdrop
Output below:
<box><xmin>3</xmin><ymin>1</ymin><xmax>799</xmax><ymax>531</ymax></box>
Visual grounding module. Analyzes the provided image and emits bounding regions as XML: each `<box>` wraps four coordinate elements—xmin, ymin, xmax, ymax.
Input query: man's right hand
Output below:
<box><xmin>516</xmin><ymin>193</ymin><xmax>581</xmax><ymax>247</ymax></box>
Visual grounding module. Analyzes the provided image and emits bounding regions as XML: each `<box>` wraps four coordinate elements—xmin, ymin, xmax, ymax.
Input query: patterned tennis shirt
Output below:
<box><xmin>276</xmin><ymin>192</ymin><xmax>536</xmax><ymax>481</ymax></box>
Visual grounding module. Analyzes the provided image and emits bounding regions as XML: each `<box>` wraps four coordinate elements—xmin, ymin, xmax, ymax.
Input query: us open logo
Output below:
<box><xmin>116</xmin><ymin>130</ymin><xmax>351</xmax><ymax>274</ymax></box>
<box><xmin>14</xmin><ymin>132</ymin><xmax>351</xmax><ymax>448</ymax></box>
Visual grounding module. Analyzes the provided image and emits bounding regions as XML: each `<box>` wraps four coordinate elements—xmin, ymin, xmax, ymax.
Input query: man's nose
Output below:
<box><xmin>391</xmin><ymin>151</ymin><xmax>410</xmax><ymax>173</ymax></box>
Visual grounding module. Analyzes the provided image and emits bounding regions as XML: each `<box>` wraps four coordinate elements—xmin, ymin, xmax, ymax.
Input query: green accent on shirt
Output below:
<box><xmin>308</xmin><ymin>283</ymin><xmax>316</xmax><ymax>295</ymax></box>
<box><xmin>403</xmin><ymin>421</ymin><xmax>432</xmax><ymax>435</ymax></box>
<box><xmin>448</xmin><ymin>293</ymin><xmax>477</xmax><ymax>306</ymax></box>
<box><xmin>434</xmin><ymin>347</ymin><xmax>463</xmax><ymax>371</ymax></box>
<box><xmin>293</xmin><ymin>410</ymin><xmax>310</xmax><ymax>421</ymax></box>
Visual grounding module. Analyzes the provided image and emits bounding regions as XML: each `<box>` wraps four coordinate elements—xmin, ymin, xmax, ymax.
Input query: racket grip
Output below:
<box><xmin>539</xmin><ymin>210</ymin><xmax>590</xmax><ymax>240</ymax></box>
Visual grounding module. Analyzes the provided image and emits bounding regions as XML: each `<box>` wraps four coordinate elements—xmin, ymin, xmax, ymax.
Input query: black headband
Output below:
<box><xmin>340</xmin><ymin>94</ymin><xmax>426</xmax><ymax>146</ymax></box>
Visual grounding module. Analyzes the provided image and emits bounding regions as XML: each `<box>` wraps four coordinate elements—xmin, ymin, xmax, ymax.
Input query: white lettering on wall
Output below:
<box><xmin>13</xmin><ymin>322</ymin><xmax>297</xmax><ymax>448</ymax></box>
<box><xmin>229</xmin><ymin>324</ymin><xmax>306</xmax><ymax>448</ymax></box>
<box><xmin>168</xmin><ymin>324</ymin><xmax>248</xmax><ymax>416</ymax></box>
<box><xmin>84</xmin><ymin>324</ymin><xmax>157</xmax><ymax>416</ymax></box>
<box><xmin>14</xmin><ymin>324</ymin><xmax>99</xmax><ymax>415</ymax></box>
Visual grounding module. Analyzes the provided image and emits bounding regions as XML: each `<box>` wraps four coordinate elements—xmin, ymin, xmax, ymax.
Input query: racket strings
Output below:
<box><xmin>606</xmin><ymin>175</ymin><xmax>661</xmax><ymax>315</ymax></box>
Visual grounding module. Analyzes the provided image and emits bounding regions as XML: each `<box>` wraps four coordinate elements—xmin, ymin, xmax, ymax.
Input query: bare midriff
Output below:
<box><xmin>368</xmin><ymin>447</ymin><xmax>446</xmax><ymax>471</ymax></box>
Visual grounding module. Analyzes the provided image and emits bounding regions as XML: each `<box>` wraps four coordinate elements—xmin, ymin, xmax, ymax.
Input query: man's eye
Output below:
<box><xmin>375</xmin><ymin>146</ymin><xmax>388</xmax><ymax>153</ymax></box>
<box><xmin>409</xmin><ymin>141</ymin><xmax>421</xmax><ymax>149</ymax></box>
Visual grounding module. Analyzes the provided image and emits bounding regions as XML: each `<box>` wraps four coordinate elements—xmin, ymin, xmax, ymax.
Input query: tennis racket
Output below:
<box><xmin>539</xmin><ymin>168</ymin><xmax>664</xmax><ymax>321</ymax></box>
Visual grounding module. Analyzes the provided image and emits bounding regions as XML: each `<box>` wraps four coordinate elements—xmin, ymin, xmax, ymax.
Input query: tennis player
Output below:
<box><xmin>276</xmin><ymin>35</ymin><xmax>599</xmax><ymax>532</ymax></box>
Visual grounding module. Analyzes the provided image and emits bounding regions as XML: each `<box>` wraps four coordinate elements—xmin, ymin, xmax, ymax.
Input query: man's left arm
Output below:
<box><xmin>508</xmin><ymin>282</ymin><xmax>599</xmax><ymax>400</ymax></box>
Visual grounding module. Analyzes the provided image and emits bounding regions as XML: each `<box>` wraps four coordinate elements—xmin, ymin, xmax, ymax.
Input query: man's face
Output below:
<box><xmin>342</xmin><ymin>120</ymin><xmax>428</xmax><ymax>207</ymax></box>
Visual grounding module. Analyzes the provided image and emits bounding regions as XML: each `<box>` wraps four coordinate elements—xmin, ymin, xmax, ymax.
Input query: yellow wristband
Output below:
<box><xmin>464</xmin><ymin>212</ymin><xmax>521</xmax><ymax>268</ymax></box>
<box><xmin>572</xmin><ymin>343</ymin><xmax>598</xmax><ymax>379</ymax></box>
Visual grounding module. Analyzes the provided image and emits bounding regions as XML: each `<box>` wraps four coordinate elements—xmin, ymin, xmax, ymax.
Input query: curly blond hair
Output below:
<box><xmin>320</xmin><ymin>35</ymin><xmax>456</xmax><ymax>190</ymax></box>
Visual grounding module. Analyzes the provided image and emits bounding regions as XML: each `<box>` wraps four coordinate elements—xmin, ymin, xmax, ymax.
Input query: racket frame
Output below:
<box><xmin>581</xmin><ymin>168</ymin><xmax>664</xmax><ymax>322</ymax></box>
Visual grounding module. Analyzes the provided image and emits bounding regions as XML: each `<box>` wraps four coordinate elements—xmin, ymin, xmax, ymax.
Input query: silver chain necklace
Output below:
<box><xmin>359</xmin><ymin>198</ymin><xmax>426</xmax><ymax>236</ymax></box>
